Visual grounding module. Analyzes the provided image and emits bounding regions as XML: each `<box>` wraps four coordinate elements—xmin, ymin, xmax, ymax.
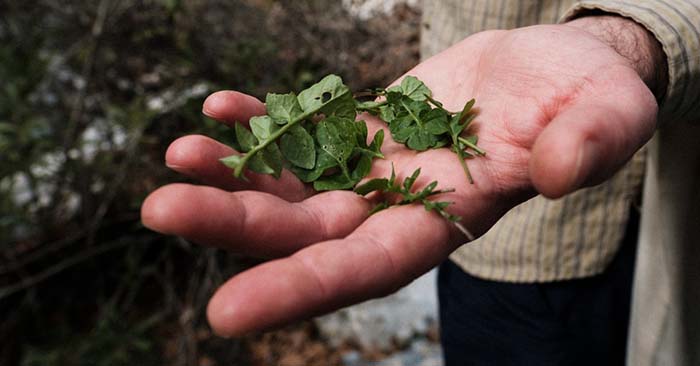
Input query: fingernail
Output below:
<box><xmin>166</xmin><ymin>163</ymin><xmax>194</xmax><ymax>175</ymax></box>
<box><xmin>573</xmin><ymin>140</ymin><xmax>599</xmax><ymax>190</ymax></box>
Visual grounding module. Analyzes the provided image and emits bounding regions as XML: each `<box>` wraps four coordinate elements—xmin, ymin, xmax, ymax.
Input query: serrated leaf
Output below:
<box><xmin>249</xmin><ymin>115</ymin><xmax>278</xmax><ymax>140</ymax></box>
<box><xmin>354</xmin><ymin>178</ymin><xmax>390</xmax><ymax>195</ymax></box>
<box><xmin>235</xmin><ymin>123</ymin><xmax>258</xmax><ymax>152</ymax></box>
<box><xmin>297</xmin><ymin>74</ymin><xmax>355</xmax><ymax>119</ymax></box>
<box><xmin>266</xmin><ymin>93</ymin><xmax>304</xmax><ymax>125</ymax></box>
<box><xmin>280</xmin><ymin>124</ymin><xmax>315</xmax><ymax>169</ymax></box>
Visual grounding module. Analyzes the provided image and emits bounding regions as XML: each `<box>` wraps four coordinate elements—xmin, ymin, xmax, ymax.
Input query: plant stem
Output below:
<box><xmin>454</xmin><ymin>148</ymin><xmax>474</xmax><ymax>184</ymax></box>
<box><xmin>236</xmin><ymin>109</ymin><xmax>316</xmax><ymax>177</ymax></box>
<box><xmin>458</xmin><ymin>136</ymin><xmax>486</xmax><ymax>156</ymax></box>
<box><xmin>401</xmin><ymin>99</ymin><xmax>423</xmax><ymax>127</ymax></box>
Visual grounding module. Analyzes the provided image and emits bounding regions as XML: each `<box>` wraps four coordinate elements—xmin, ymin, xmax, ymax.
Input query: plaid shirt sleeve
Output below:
<box><xmin>563</xmin><ymin>0</ymin><xmax>700</xmax><ymax>123</ymax></box>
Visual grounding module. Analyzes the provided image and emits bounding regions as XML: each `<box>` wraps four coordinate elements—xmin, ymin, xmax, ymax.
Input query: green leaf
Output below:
<box><xmin>249</xmin><ymin>115</ymin><xmax>279</xmax><ymax>140</ymax></box>
<box><xmin>388</xmin><ymin>164</ymin><xmax>397</xmax><ymax>186</ymax></box>
<box><xmin>389</xmin><ymin>114</ymin><xmax>417</xmax><ymax>143</ymax></box>
<box><xmin>458</xmin><ymin>99</ymin><xmax>476</xmax><ymax>123</ymax></box>
<box><xmin>422</xmin><ymin>108</ymin><xmax>450</xmax><ymax>135</ymax></box>
<box><xmin>297</xmin><ymin>74</ymin><xmax>355</xmax><ymax>119</ymax></box>
<box><xmin>266</xmin><ymin>92</ymin><xmax>304</xmax><ymax>125</ymax></box>
<box><xmin>220</xmin><ymin>154</ymin><xmax>245</xmax><ymax>177</ymax></box>
<box><xmin>423</xmin><ymin>200</ymin><xmax>451</xmax><ymax>211</ymax></box>
<box><xmin>388</xmin><ymin>96</ymin><xmax>445</xmax><ymax>150</ymax></box>
<box><xmin>315</xmin><ymin>117</ymin><xmax>354</xmax><ymax>165</ymax></box>
<box><xmin>368</xmin><ymin>129</ymin><xmax>384</xmax><ymax>157</ymax></box>
<box><xmin>416</xmin><ymin>181</ymin><xmax>439</xmax><ymax>200</ymax></box>
<box><xmin>388</xmin><ymin>76</ymin><xmax>432</xmax><ymax>101</ymax></box>
<box><xmin>290</xmin><ymin>147</ymin><xmax>337</xmax><ymax>183</ymax></box>
<box><xmin>403</xmin><ymin>168</ymin><xmax>421</xmax><ymax>191</ymax></box>
<box><xmin>313</xmin><ymin>173</ymin><xmax>355</xmax><ymax>191</ymax></box>
<box><xmin>352</xmin><ymin>122</ymin><xmax>384</xmax><ymax>159</ymax></box>
<box><xmin>369</xmin><ymin>202</ymin><xmax>390</xmax><ymax>215</ymax></box>
<box><xmin>407</xmin><ymin>130</ymin><xmax>441</xmax><ymax>151</ymax></box>
<box><xmin>379</xmin><ymin>105</ymin><xmax>395</xmax><ymax>122</ymax></box>
<box><xmin>354</xmin><ymin>178</ymin><xmax>390</xmax><ymax>195</ymax></box>
<box><xmin>280</xmin><ymin>124</ymin><xmax>315</xmax><ymax>169</ymax></box>
<box><xmin>350</xmin><ymin>119</ymin><xmax>369</xmax><ymax>146</ymax></box>
<box><xmin>351</xmin><ymin>153</ymin><xmax>373</xmax><ymax>181</ymax></box>
<box><xmin>248</xmin><ymin>143</ymin><xmax>283</xmax><ymax>178</ymax></box>
<box><xmin>355</xmin><ymin>100</ymin><xmax>385</xmax><ymax>111</ymax></box>
<box><xmin>234</xmin><ymin>123</ymin><xmax>258</xmax><ymax>152</ymax></box>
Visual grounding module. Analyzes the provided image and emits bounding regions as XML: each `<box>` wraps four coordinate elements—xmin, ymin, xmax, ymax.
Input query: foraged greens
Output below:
<box><xmin>220</xmin><ymin>75</ymin><xmax>384</xmax><ymax>191</ymax></box>
<box><xmin>219</xmin><ymin>74</ymin><xmax>484</xmax><ymax>229</ymax></box>
<box><xmin>354</xmin><ymin>166</ymin><xmax>475</xmax><ymax>240</ymax></box>
<box><xmin>356</xmin><ymin>76</ymin><xmax>485</xmax><ymax>183</ymax></box>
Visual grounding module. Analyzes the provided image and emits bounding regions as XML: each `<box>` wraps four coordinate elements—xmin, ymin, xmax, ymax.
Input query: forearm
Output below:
<box><xmin>565</xmin><ymin>15</ymin><xmax>668</xmax><ymax>100</ymax></box>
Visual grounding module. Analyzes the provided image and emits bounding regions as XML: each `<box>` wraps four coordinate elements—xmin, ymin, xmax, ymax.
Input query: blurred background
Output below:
<box><xmin>0</xmin><ymin>1</ymin><xmax>434</xmax><ymax>365</ymax></box>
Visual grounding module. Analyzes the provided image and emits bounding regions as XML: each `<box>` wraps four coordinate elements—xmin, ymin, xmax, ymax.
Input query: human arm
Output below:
<box><xmin>141</xmin><ymin>17</ymin><xmax>664</xmax><ymax>336</ymax></box>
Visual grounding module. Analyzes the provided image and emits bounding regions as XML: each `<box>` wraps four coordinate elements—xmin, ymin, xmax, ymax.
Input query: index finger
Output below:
<box><xmin>202</xmin><ymin>91</ymin><xmax>267</xmax><ymax>127</ymax></box>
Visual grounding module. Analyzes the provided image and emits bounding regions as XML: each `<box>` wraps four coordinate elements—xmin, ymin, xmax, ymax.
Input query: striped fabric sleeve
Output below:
<box><xmin>561</xmin><ymin>0</ymin><xmax>700</xmax><ymax>123</ymax></box>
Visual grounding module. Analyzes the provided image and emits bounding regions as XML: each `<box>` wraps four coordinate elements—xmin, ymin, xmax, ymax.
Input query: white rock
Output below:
<box><xmin>316</xmin><ymin>268</ymin><xmax>438</xmax><ymax>351</ymax></box>
<box><xmin>342</xmin><ymin>0</ymin><xmax>421</xmax><ymax>20</ymax></box>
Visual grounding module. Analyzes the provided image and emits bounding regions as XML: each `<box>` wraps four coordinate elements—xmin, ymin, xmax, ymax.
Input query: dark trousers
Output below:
<box><xmin>438</xmin><ymin>210</ymin><xmax>639</xmax><ymax>366</ymax></box>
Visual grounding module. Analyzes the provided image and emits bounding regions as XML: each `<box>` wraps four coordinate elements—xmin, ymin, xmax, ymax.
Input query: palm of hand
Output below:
<box><xmin>141</xmin><ymin>25</ymin><xmax>656</xmax><ymax>336</ymax></box>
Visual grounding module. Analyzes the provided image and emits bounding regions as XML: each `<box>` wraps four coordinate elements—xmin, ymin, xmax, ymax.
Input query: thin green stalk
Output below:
<box><xmin>454</xmin><ymin>147</ymin><xmax>474</xmax><ymax>184</ymax></box>
<box><xmin>401</xmin><ymin>99</ymin><xmax>423</xmax><ymax>127</ymax></box>
<box><xmin>458</xmin><ymin>136</ymin><xmax>486</xmax><ymax>156</ymax></box>
<box><xmin>236</xmin><ymin>109</ymin><xmax>316</xmax><ymax>176</ymax></box>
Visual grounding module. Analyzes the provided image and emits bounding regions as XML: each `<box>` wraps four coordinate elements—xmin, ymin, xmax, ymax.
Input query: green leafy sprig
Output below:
<box><xmin>356</xmin><ymin>76</ymin><xmax>485</xmax><ymax>183</ymax></box>
<box><xmin>354</xmin><ymin>166</ymin><xmax>475</xmax><ymax>240</ymax></box>
<box><xmin>220</xmin><ymin>75</ymin><xmax>384</xmax><ymax>191</ymax></box>
<box><xmin>218</xmin><ymin>74</ymin><xmax>485</xmax><ymax>235</ymax></box>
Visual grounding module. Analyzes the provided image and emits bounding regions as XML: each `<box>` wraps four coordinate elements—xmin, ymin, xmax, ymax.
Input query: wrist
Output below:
<box><xmin>566</xmin><ymin>14</ymin><xmax>668</xmax><ymax>100</ymax></box>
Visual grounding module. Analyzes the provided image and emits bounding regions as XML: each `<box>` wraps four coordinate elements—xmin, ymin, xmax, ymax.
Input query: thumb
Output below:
<box><xmin>529</xmin><ymin>93</ymin><xmax>656</xmax><ymax>198</ymax></box>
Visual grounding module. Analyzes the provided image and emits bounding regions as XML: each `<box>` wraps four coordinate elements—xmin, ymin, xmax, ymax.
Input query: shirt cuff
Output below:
<box><xmin>561</xmin><ymin>0</ymin><xmax>700</xmax><ymax>123</ymax></box>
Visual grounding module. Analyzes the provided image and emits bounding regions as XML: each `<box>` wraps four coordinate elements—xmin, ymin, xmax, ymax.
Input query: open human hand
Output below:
<box><xmin>141</xmin><ymin>18</ymin><xmax>660</xmax><ymax>337</ymax></box>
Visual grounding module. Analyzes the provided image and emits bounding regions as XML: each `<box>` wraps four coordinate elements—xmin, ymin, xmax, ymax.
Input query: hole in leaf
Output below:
<box><xmin>321</xmin><ymin>92</ymin><xmax>332</xmax><ymax>103</ymax></box>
